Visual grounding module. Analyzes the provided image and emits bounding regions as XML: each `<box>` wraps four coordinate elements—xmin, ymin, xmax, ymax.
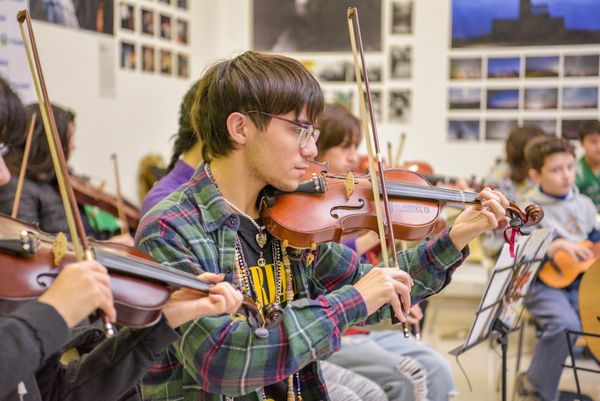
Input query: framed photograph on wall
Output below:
<box><xmin>563</xmin><ymin>87</ymin><xmax>598</xmax><ymax>109</ymax></box>
<box><xmin>120</xmin><ymin>41</ymin><xmax>136</xmax><ymax>69</ymax></box>
<box><xmin>252</xmin><ymin>0</ymin><xmax>381</xmax><ymax>52</ymax></box>
<box><xmin>176</xmin><ymin>19</ymin><xmax>188</xmax><ymax>44</ymax></box>
<box><xmin>487</xmin><ymin>89</ymin><xmax>519</xmax><ymax>109</ymax></box>
<box><xmin>177</xmin><ymin>53</ymin><xmax>190</xmax><ymax>78</ymax></box>
<box><xmin>141</xmin><ymin>8</ymin><xmax>155</xmax><ymax>35</ymax></box>
<box><xmin>141</xmin><ymin>45</ymin><xmax>155</xmax><ymax>72</ymax></box>
<box><xmin>487</xmin><ymin>57</ymin><xmax>520</xmax><ymax>79</ymax></box>
<box><xmin>120</xmin><ymin>3</ymin><xmax>135</xmax><ymax>31</ymax></box>
<box><xmin>389</xmin><ymin>90</ymin><xmax>411</xmax><ymax>122</ymax></box>
<box><xmin>561</xmin><ymin>119</ymin><xmax>596</xmax><ymax>140</ymax></box>
<box><xmin>448</xmin><ymin>88</ymin><xmax>481</xmax><ymax>110</ymax></box>
<box><xmin>390</xmin><ymin>0</ymin><xmax>413</xmax><ymax>34</ymax></box>
<box><xmin>524</xmin><ymin>88</ymin><xmax>558</xmax><ymax>110</ymax></box>
<box><xmin>452</xmin><ymin>0</ymin><xmax>600</xmax><ymax>48</ymax></box>
<box><xmin>522</xmin><ymin>119</ymin><xmax>557</xmax><ymax>136</ymax></box>
<box><xmin>160</xmin><ymin>14</ymin><xmax>172</xmax><ymax>40</ymax></box>
<box><xmin>485</xmin><ymin>120</ymin><xmax>518</xmax><ymax>141</ymax></box>
<box><xmin>390</xmin><ymin>45</ymin><xmax>411</xmax><ymax>79</ymax></box>
<box><xmin>448</xmin><ymin>120</ymin><xmax>480</xmax><ymax>141</ymax></box>
<box><xmin>30</xmin><ymin>0</ymin><xmax>115</xmax><ymax>35</ymax></box>
<box><xmin>159</xmin><ymin>49</ymin><xmax>172</xmax><ymax>75</ymax></box>
<box><xmin>564</xmin><ymin>55</ymin><xmax>600</xmax><ymax>77</ymax></box>
<box><xmin>525</xmin><ymin>56</ymin><xmax>559</xmax><ymax>78</ymax></box>
<box><xmin>449</xmin><ymin>58</ymin><xmax>482</xmax><ymax>80</ymax></box>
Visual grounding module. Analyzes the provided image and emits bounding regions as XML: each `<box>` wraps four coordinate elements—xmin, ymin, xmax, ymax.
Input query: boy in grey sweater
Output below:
<box><xmin>518</xmin><ymin>136</ymin><xmax>598</xmax><ymax>401</ymax></box>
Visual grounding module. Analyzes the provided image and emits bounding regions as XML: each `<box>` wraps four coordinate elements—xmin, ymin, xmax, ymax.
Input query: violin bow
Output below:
<box><xmin>111</xmin><ymin>153</ymin><xmax>128</xmax><ymax>236</ymax></box>
<box><xmin>11</xmin><ymin>112</ymin><xmax>37</xmax><ymax>218</ymax></box>
<box><xmin>17</xmin><ymin>9</ymin><xmax>116</xmax><ymax>336</ymax></box>
<box><xmin>394</xmin><ymin>132</ymin><xmax>406</xmax><ymax>168</ymax></box>
<box><xmin>347</xmin><ymin>7</ymin><xmax>409</xmax><ymax>336</ymax></box>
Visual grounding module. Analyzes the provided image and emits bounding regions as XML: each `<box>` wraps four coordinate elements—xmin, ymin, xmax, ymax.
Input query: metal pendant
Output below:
<box><xmin>256</xmin><ymin>231</ymin><xmax>267</xmax><ymax>248</ymax></box>
<box><xmin>263</xmin><ymin>303</ymin><xmax>284</xmax><ymax>328</ymax></box>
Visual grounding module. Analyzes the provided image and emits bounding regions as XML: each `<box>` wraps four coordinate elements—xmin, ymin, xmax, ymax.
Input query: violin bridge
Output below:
<box><xmin>52</xmin><ymin>232</ymin><xmax>68</xmax><ymax>266</ymax></box>
<box><xmin>345</xmin><ymin>171</ymin><xmax>355</xmax><ymax>199</ymax></box>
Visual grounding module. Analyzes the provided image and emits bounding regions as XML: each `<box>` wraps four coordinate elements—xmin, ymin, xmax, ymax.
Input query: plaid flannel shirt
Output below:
<box><xmin>135</xmin><ymin>164</ymin><xmax>469</xmax><ymax>401</ymax></box>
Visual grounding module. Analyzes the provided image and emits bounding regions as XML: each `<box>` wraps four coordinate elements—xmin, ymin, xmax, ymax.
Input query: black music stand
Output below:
<box><xmin>450</xmin><ymin>228</ymin><xmax>554</xmax><ymax>401</ymax></box>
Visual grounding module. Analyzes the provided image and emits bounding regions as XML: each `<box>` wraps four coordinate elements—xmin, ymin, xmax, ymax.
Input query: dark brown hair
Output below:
<box><xmin>505</xmin><ymin>125</ymin><xmax>546</xmax><ymax>183</ymax></box>
<box><xmin>316</xmin><ymin>103</ymin><xmax>361</xmax><ymax>157</ymax></box>
<box><xmin>167</xmin><ymin>80</ymin><xmax>200</xmax><ymax>172</ymax></box>
<box><xmin>190</xmin><ymin>51</ymin><xmax>324</xmax><ymax>162</ymax></box>
<box><xmin>578</xmin><ymin>120</ymin><xmax>600</xmax><ymax>141</ymax></box>
<box><xmin>5</xmin><ymin>103</ymin><xmax>75</xmax><ymax>183</ymax></box>
<box><xmin>524</xmin><ymin>135</ymin><xmax>575</xmax><ymax>173</ymax></box>
<box><xmin>0</xmin><ymin>77</ymin><xmax>26</xmax><ymax>147</ymax></box>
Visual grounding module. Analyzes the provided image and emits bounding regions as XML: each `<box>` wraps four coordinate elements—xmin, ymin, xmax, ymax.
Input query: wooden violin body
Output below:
<box><xmin>261</xmin><ymin>162</ymin><xmax>543</xmax><ymax>249</ymax></box>
<box><xmin>70</xmin><ymin>174</ymin><xmax>140</xmax><ymax>231</ymax></box>
<box><xmin>0</xmin><ymin>213</ymin><xmax>261</xmax><ymax>328</ymax></box>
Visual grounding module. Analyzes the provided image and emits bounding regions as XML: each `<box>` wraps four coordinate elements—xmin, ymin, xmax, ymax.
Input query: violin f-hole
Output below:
<box><xmin>330</xmin><ymin>199</ymin><xmax>366</xmax><ymax>219</ymax></box>
<box><xmin>36</xmin><ymin>272</ymin><xmax>59</xmax><ymax>288</ymax></box>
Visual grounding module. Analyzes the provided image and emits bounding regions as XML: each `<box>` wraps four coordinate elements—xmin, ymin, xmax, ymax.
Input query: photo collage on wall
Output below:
<box><xmin>448</xmin><ymin>0</ymin><xmax>600</xmax><ymax>142</ymax></box>
<box><xmin>119</xmin><ymin>0</ymin><xmax>190</xmax><ymax>79</ymax></box>
<box><xmin>252</xmin><ymin>0</ymin><xmax>413</xmax><ymax>125</ymax></box>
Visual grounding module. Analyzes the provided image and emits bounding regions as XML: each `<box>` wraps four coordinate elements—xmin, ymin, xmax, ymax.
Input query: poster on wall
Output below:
<box><xmin>252</xmin><ymin>0</ymin><xmax>382</xmax><ymax>52</ymax></box>
<box><xmin>29</xmin><ymin>0</ymin><xmax>115</xmax><ymax>35</ymax></box>
<box><xmin>452</xmin><ymin>0</ymin><xmax>600</xmax><ymax>48</ymax></box>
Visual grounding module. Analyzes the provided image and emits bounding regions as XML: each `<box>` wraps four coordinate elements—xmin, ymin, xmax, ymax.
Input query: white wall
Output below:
<box><xmin>6</xmin><ymin>0</ymin><xmax>600</xmax><ymax>203</ymax></box>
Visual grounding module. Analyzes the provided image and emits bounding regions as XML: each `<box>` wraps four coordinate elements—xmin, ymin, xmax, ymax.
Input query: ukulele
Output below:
<box><xmin>538</xmin><ymin>240</ymin><xmax>600</xmax><ymax>288</ymax></box>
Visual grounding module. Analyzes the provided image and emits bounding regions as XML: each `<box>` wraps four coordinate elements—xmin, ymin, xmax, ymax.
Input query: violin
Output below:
<box><xmin>0</xmin><ymin>213</ymin><xmax>263</xmax><ymax>329</ymax></box>
<box><xmin>70</xmin><ymin>174</ymin><xmax>141</xmax><ymax>232</ymax></box>
<box><xmin>260</xmin><ymin>162</ymin><xmax>544</xmax><ymax>249</ymax></box>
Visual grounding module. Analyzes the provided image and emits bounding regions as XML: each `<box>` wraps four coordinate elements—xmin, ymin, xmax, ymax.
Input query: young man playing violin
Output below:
<box><xmin>135</xmin><ymin>51</ymin><xmax>509</xmax><ymax>401</ymax></box>
<box><xmin>517</xmin><ymin>136</ymin><xmax>599</xmax><ymax>401</ymax></box>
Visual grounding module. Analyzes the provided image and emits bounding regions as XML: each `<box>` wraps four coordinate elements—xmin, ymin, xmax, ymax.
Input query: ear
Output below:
<box><xmin>226</xmin><ymin>112</ymin><xmax>250</xmax><ymax>146</ymax></box>
<box><xmin>528</xmin><ymin>168</ymin><xmax>541</xmax><ymax>183</ymax></box>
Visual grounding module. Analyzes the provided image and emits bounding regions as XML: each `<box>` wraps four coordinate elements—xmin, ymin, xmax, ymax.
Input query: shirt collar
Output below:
<box><xmin>189</xmin><ymin>162</ymin><xmax>239</xmax><ymax>233</ymax></box>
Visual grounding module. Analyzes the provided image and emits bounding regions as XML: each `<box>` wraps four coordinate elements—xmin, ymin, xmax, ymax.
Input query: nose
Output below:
<box><xmin>300</xmin><ymin>136</ymin><xmax>318</xmax><ymax>159</ymax></box>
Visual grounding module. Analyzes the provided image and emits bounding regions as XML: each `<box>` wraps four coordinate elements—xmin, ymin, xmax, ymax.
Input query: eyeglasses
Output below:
<box><xmin>244</xmin><ymin>111</ymin><xmax>320</xmax><ymax>149</ymax></box>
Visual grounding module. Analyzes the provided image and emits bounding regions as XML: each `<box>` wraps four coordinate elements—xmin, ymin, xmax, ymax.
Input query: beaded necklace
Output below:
<box><xmin>205</xmin><ymin>164</ymin><xmax>302</xmax><ymax>401</ymax></box>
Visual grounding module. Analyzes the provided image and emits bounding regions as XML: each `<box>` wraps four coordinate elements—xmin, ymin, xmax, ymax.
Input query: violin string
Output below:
<box><xmin>382</xmin><ymin>181</ymin><xmax>479</xmax><ymax>203</ymax></box>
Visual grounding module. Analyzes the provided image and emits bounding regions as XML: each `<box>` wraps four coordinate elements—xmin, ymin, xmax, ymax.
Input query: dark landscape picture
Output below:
<box><xmin>524</xmin><ymin>88</ymin><xmax>558</xmax><ymax>109</ymax></box>
<box><xmin>253</xmin><ymin>0</ymin><xmax>381</xmax><ymax>52</ymax></box>
<box><xmin>449</xmin><ymin>58</ymin><xmax>482</xmax><ymax>79</ymax></box>
<box><xmin>564</xmin><ymin>55</ymin><xmax>599</xmax><ymax>77</ymax></box>
<box><xmin>522</xmin><ymin>119</ymin><xmax>557</xmax><ymax>136</ymax></box>
<box><xmin>487</xmin><ymin>89</ymin><xmax>519</xmax><ymax>109</ymax></box>
<box><xmin>452</xmin><ymin>0</ymin><xmax>600</xmax><ymax>48</ymax></box>
<box><xmin>488</xmin><ymin>57</ymin><xmax>520</xmax><ymax>78</ymax></box>
<box><xmin>485</xmin><ymin>120</ymin><xmax>519</xmax><ymax>140</ymax></box>
<box><xmin>562</xmin><ymin>87</ymin><xmax>598</xmax><ymax>109</ymax></box>
<box><xmin>449</xmin><ymin>88</ymin><xmax>481</xmax><ymax>109</ymax></box>
<box><xmin>448</xmin><ymin>120</ymin><xmax>480</xmax><ymax>140</ymax></box>
<box><xmin>525</xmin><ymin>56</ymin><xmax>559</xmax><ymax>77</ymax></box>
<box><xmin>561</xmin><ymin>119</ymin><xmax>596</xmax><ymax>140</ymax></box>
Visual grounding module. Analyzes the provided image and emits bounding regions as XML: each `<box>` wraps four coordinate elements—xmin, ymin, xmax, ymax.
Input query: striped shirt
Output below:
<box><xmin>135</xmin><ymin>163</ymin><xmax>468</xmax><ymax>401</ymax></box>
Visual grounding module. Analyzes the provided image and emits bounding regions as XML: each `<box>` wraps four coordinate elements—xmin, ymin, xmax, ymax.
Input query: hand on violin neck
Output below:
<box><xmin>449</xmin><ymin>187</ymin><xmax>510</xmax><ymax>250</ymax></box>
<box><xmin>38</xmin><ymin>260</ymin><xmax>116</xmax><ymax>329</ymax></box>
<box><xmin>162</xmin><ymin>272</ymin><xmax>243</xmax><ymax>329</ymax></box>
<box><xmin>353</xmin><ymin>267</ymin><xmax>413</xmax><ymax>321</ymax></box>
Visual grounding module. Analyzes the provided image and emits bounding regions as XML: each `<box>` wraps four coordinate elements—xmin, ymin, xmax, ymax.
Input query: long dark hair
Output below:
<box><xmin>506</xmin><ymin>125</ymin><xmax>546</xmax><ymax>184</ymax></box>
<box><xmin>0</xmin><ymin>76</ymin><xmax>27</xmax><ymax>150</ymax></box>
<box><xmin>4</xmin><ymin>103</ymin><xmax>75</xmax><ymax>183</ymax></box>
<box><xmin>167</xmin><ymin>80</ymin><xmax>200</xmax><ymax>172</ymax></box>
